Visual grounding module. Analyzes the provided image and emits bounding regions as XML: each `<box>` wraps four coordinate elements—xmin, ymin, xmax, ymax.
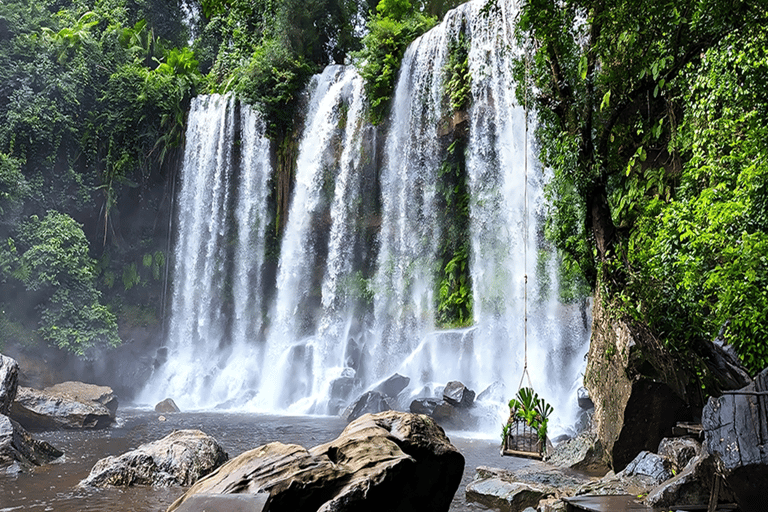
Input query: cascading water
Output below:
<box><xmin>143</xmin><ymin>0</ymin><xmax>590</xmax><ymax>435</ymax></box>
<box><xmin>138</xmin><ymin>94</ymin><xmax>273</xmax><ymax>409</ymax></box>
<box><xmin>255</xmin><ymin>65</ymin><xmax>375</xmax><ymax>414</ymax></box>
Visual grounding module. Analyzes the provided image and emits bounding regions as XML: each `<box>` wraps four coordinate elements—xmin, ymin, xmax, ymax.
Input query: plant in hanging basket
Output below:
<box><xmin>502</xmin><ymin>387</ymin><xmax>553</xmax><ymax>456</ymax></box>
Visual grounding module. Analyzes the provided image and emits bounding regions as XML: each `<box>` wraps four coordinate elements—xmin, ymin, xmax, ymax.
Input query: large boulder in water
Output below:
<box><xmin>443</xmin><ymin>381</ymin><xmax>475</xmax><ymax>408</ymax></box>
<box><xmin>80</xmin><ymin>429</ymin><xmax>228</xmax><ymax>487</ymax></box>
<box><xmin>371</xmin><ymin>373</ymin><xmax>410</xmax><ymax>398</ymax></box>
<box><xmin>167</xmin><ymin>411</ymin><xmax>465</xmax><ymax>512</ymax></box>
<box><xmin>0</xmin><ymin>354</ymin><xmax>20</xmax><ymax>415</ymax></box>
<box><xmin>0</xmin><ymin>414</ymin><xmax>63</xmax><ymax>473</ymax></box>
<box><xmin>703</xmin><ymin>367</ymin><xmax>768</xmax><ymax>512</ymax></box>
<box><xmin>342</xmin><ymin>390</ymin><xmax>390</xmax><ymax>422</ymax></box>
<box><xmin>10</xmin><ymin>382</ymin><xmax>118</xmax><ymax>430</ymax></box>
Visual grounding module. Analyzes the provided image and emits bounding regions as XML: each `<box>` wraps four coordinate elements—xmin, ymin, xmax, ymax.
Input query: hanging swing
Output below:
<box><xmin>500</xmin><ymin>51</ymin><xmax>552</xmax><ymax>460</ymax></box>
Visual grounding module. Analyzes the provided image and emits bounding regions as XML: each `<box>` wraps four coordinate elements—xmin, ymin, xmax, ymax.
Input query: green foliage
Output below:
<box><xmin>444</xmin><ymin>30</ymin><xmax>471</xmax><ymax>112</ymax></box>
<box><xmin>235</xmin><ymin>38</ymin><xmax>313</xmax><ymax>136</ymax></box>
<box><xmin>2</xmin><ymin>211</ymin><xmax>120</xmax><ymax>355</ymax></box>
<box><xmin>0</xmin><ymin>153</ymin><xmax>29</xmax><ymax>219</ymax></box>
<box><xmin>435</xmin><ymin>138</ymin><xmax>472</xmax><ymax>328</ymax></box>
<box><xmin>625</xmin><ymin>25</ymin><xmax>768</xmax><ymax>374</ymax></box>
<box><xmin>354</xmin><ymin>5</ymin><xmax>436</xmax><ymax>124</ymax></box>
<box><xmin>506</xmin><ymin>387</ymin><xmax>553</xmax><ymax>446</ymax></box>
<box><xmin>518</xmin><ymin>0</ymin><xmax>768</xmax><ymax>376</ymax></box>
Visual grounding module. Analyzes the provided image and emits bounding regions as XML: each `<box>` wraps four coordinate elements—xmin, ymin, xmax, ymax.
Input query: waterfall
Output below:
<box><xmin>143</xmin><ymin>0</ymin><xmax>590</xmax><ymax>434</ymax></box>
<box><xmin>138</xmin><ymin>94</ymin><xmax>273</xmax><ymax>409</ymax></box>
<box><xmin>256</xmin><ymin>65</ymin><xmax>374</xmax><ymax>414</ymax></box>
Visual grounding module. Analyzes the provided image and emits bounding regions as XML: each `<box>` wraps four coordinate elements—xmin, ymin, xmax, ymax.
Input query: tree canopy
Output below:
<box><xmin>515</xmin><ymin>0</ymin><xmax>768</xmax><ymax>374</ymax></box>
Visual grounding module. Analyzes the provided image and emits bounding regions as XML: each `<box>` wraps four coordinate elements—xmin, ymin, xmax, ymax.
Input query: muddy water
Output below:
<box><xmin>0</xmin><ymin>410</ymin><xmax>538</xmax><ymax>511</ymax></box>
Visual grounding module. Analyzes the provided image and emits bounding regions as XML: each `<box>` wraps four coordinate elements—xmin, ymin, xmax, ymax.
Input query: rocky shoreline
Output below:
<box><xmin>3</xmin><ymin>349</ymin><xmax>767</xmax><ymax>512</ymax></box>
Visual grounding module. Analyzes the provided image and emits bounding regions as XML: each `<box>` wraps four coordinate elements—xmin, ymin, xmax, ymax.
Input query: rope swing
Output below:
<box><xmin>517</xmin><ymin>49</ymin><xmax>532</xmax><ymax>393</ymax></box>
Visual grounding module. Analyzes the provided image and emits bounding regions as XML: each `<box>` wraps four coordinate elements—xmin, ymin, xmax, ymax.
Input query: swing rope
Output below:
<box><xmin>517</xmin><ymin>49</ymin><xmax>532</xmax><ymax>393</ymax></box>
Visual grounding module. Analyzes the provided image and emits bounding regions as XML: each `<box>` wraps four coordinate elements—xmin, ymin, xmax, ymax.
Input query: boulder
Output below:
<box><xmin>657</xmin><ymin>437</ymin><xmax>700</xmax><ymax>473</ymax></box>
<box><xmin>342</xmin><ymin>390</ymin><xmax>390</xmax><ymax>423</ymax></box>
<box><xmin>0</xmin><ymin>354</ymin><xmax>20</xmax><ymax>415</ymax></box>
<box><xmin>371</xmin><ymin>373</ymin><xmax>410</xmax><ymax>398</ymax></box>
<box><xmin>584</xmin><ymin>288</ymin><xmax>695</xmax><ymax>470</ymax></box>
<box><xmin>621</xmin><ymin>451</ymin><xmax>673</xmax><ymax>484</ymax></box>
<box><xmin>703</xmin><ymin>367</ymin><xmax>768</xmax><ymax>512</ymax></box>
<box><xmin>46</xmin><ymin>381</ymin><xmax>119</xmax><ymax>416</ymax></box>
<box><xmin>10</xmin><ymin>383</ymin><xmax>117</xmax><ymax>430</ymax></box>
<box><xmin>476</xmin><ymin>381</ymin><xmax>506</xmax><ymax>403</ymax></box>
<box><xmin>80</xmin><ymin>429</ymin><xmax>228</xmax><ymax>487</ymax></box>
<box><xmin>577</xmin><ymin>387</ymin><xmax>594</xmax><ymax>410</ymax></box>
<box><xmin>0</xmin><ymin>414</ymin><xmax>63</xmax><ymax>473</ymax></box>
<box><xmin>443</xmin><ymin>381</ymin><xmax>475</xmax><ymax>408</ymax></box>
<box><xmin>576</xmin><ymin>451</ymin><xmax>672</xmax><ymax>497</ymax></box>
<box><xmin>545</xmin><ymin>431</ymin><xmax>608</xmax><ymax>474</ymax></box>
<box><xmin>167</xmin><ymin>411</ymin><xmax>464</xmax><ymax>512</ymax></box>
<box><xmin>328</xmin><ymin>369</ymin><xmax>360</xmax><ymax>415</ymax></box>
<box><xmin>644</xmin><ymin>452</ymin><xmax>730</xmax><ymax>509</ymax></box>
<box><xmin>173</xmin><ymin>493</ymin><xmax>269</xmax><ymax>512</ymax></box>
<box><xmin>410</xmin><ymin>397</ymin><xmax>441</xmax><ymax>416</ymax></box>
<box><xmin>155</xmin><ymin>398</ymin><xmax>181</xmax><ymax>413</ymax></box>
<box><xmin>466</xmin><ymin>478</ymin><xmax>546</xmax><ymax>512</ymax></box>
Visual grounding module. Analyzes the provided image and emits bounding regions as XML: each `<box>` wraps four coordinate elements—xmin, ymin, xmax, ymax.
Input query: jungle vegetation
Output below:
<box><xmin>0</xmin><ymin>0</ymin><xmax>765</xmax><ymax>381</ymax></box>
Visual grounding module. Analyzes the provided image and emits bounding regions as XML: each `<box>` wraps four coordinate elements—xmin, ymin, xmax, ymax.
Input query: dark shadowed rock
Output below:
<box><xmin>443</xmin><ymin>381</ymin><xmax>475</xmax><ymax>408</ymax></box>
<box><xmin>410</xmin><ymin>397</ymin><xmax>441</xmax><ymax>415</ymax></box>
<box><xmin>657</xmin><ymin>437</ymin><xmax>700</xmax><ymax>473</ymax></box>
<box><xmin>167</xmin><ymin>411</ymin><xmax>464</xmax><ymax>512</ymax></box>
<box><xmin>621</xmin><ymin>451</ymin><xmax>673</xmax><ymax>484</ymax></box>
<box><xmin>342</xmin><ymin>390</ymin><xmax>390</xmax><ymax>422</ymax></box>
<box><xmin>0</xmin><ymin>354</ymin><xmax>20</xmax><ymax>415</ymax></box>
<box><xmin>703</xmin><ymin>367</ymin><xmax>768</xmax><ymax>512</ymax></box>
<box><xmin>80</xmin><ymin>429</ymin><xmax>228</xmax><ymax>487</ymax></box>
<box><xmin>577</xmin><ymin>387</ymin><xmax>594</xmax><ymax>410</ymax></box>
<box><xmin>10</xmin><ymin>383</ymin><xmax>117</xmax><ymax>430</ymax></box>
<box><xmin>0</xmin><ymin>414</ymin><xmax>63</xmax><ymax>473</ymax></box>
<box><xmin>155</xmin><ymin>398</ymin><xmax>180</xmax><ymax>413</ymax></box>
<box><xmin>644</xmin><ymin>452</ymin><xmax>730</xmax><ymax>509</ymax></box>
<box><xmin>371</xmin><ymin>373</ymin><xmax>410</xmax><ymax>398</ymax></box>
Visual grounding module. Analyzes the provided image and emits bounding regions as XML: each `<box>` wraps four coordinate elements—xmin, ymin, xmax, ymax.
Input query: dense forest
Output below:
<box><xmin>0</xmin><ymin>0</ymin><xmax>766</xmax><ymax>392</ymax></box>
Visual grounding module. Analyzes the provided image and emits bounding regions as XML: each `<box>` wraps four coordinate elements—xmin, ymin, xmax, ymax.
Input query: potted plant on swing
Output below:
<box><xmin>501</xmin><ymin>387</ymin><xmax>553</xmax><ymax>459</ymax></box>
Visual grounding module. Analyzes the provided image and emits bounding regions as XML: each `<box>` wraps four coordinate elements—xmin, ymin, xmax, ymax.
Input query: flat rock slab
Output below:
<box><xmin>10</xmin><ymin>382</ymin><xmax>118</xmax><ymax>430</ymax></box>
<box><xmin>563</xmin><ymin>495</ymin><xmax>651</xmax><ymax>511</ymax></box>
<box><xmin>173</xmin><ymin>493</ymin><xmax>269</xmax><ymax>512</ymax></box>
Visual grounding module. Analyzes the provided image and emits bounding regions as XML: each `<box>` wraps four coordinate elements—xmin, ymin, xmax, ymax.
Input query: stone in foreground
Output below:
<box><xmin>0</xmin><ymin>414</ymin><xmax>63</xmax><ymax>473</ymax></box>
<box><xmin>10</xmin><ymin>382</ymin><xmax>118</xmax><ymax>430</ymax></box>
<box><xmin>167</xmin><ymin>411</ymin><xmax>464</xmax><ymax>512</ymax></box>
<box><xmin>0</xmin><ymin>354</ymin><xmax>20</xmax><ymax>415</ymax></box>
<box><xmin>703</xmin><ymin>367</ymin><xmax>768</xmax><ymax>512</ymax></box>
<box><xmin>80</xmin><ymin>429</ymin><xmax>228</xmax><ymax>487</ymax></box>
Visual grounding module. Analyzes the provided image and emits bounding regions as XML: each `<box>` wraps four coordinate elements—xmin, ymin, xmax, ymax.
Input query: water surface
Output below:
<box><xmin>1</xmin><ymin>410</ymin><xmax>538</xmax><ymax>511</ymax></box>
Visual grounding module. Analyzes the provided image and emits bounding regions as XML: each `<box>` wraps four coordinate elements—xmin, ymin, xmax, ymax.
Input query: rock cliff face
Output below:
<box><xmin>167</xmin><ymin>411</ymin><xmax>464</xmax><ymax>512</ymax></box>
<box><xmin>584</xmin><ymin>289</ymin><xmax>694</xmax><ymax>470</ymax></box>
<box><xmin>703</xmin><ymin>368</ymin><xmax>768</xmax><ymax>512</ymax></box>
